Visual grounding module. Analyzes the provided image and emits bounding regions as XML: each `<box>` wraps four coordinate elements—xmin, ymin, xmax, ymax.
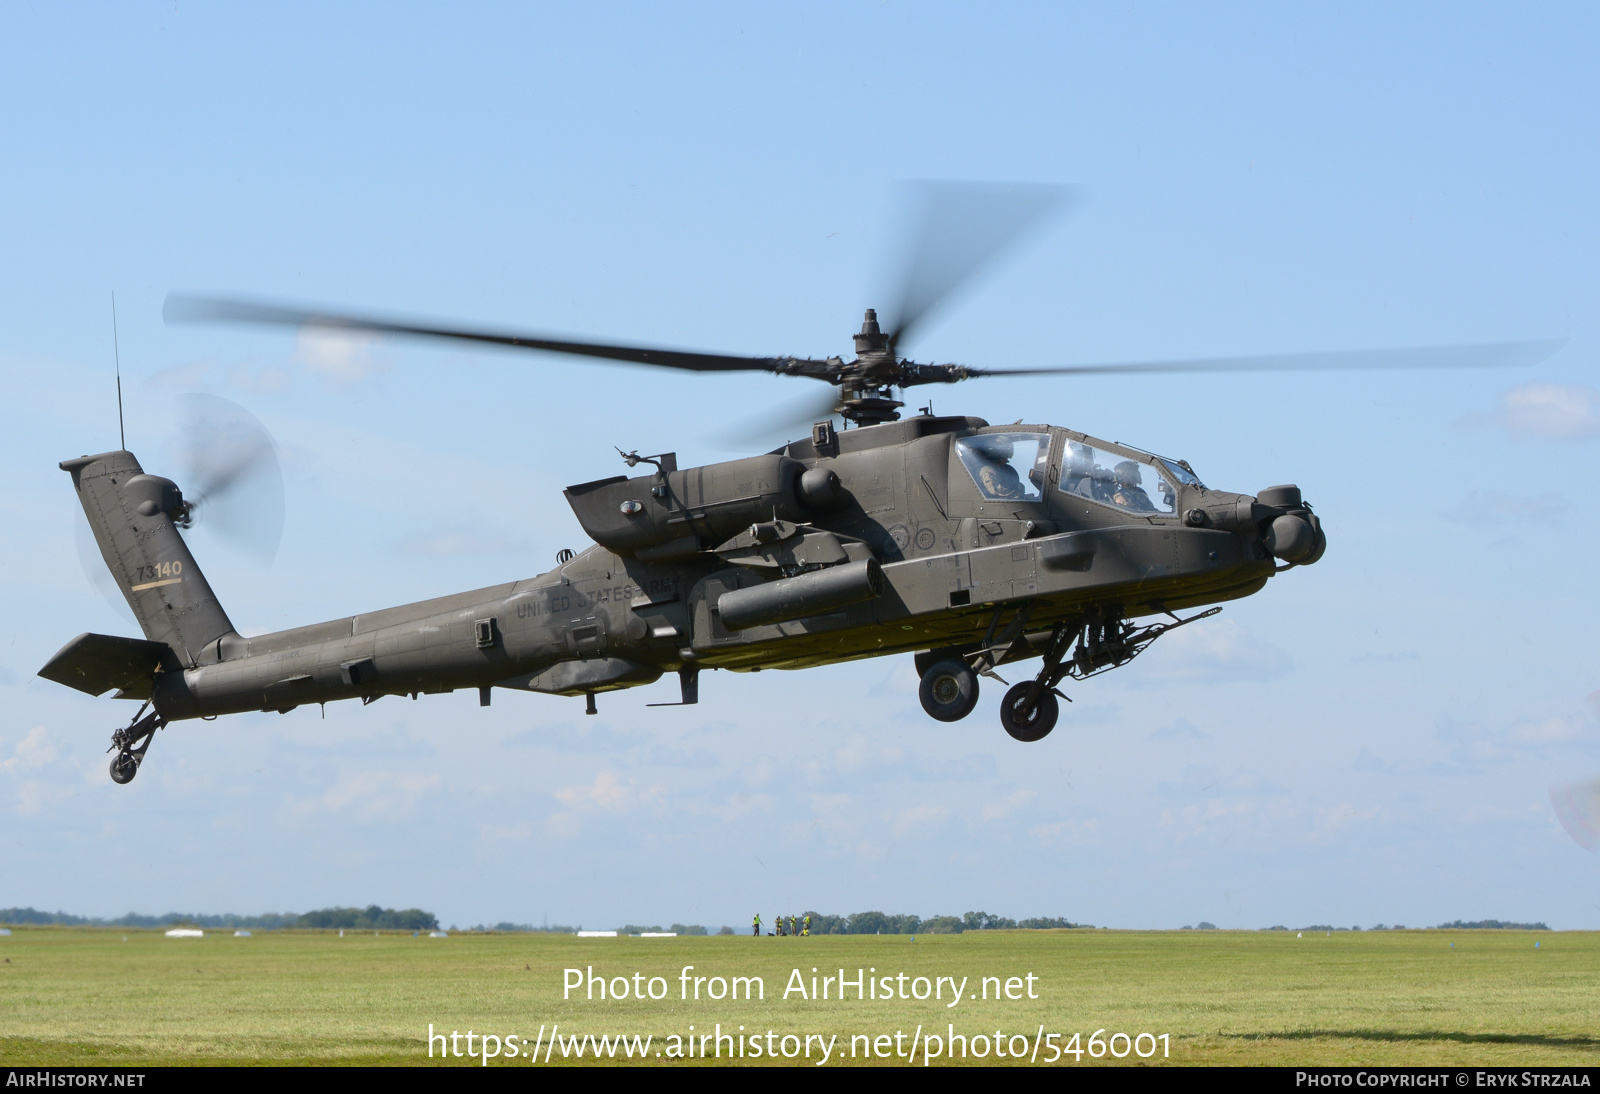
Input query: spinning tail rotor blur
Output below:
<box><xmin>74</xmin><ymin>393</ymin><xmax>284</xmax><ymax>622</ymax></box>
<box><xmin>175</xmin><ymin>394</ymin><xmax>285</xmax><ymax>565</ymax></box>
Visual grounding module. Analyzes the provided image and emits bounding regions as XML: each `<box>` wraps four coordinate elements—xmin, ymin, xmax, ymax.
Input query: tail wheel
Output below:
<box><xmin>1000</xmin><ymin>682</ymin><xmax>1058</xmax><ymax>742</ymax></box>
<box><xmin>918</xmin><ymin>659</ymin><xmax>980</xmax><ymax>722</ymax></box>
<box><xmin>109</xmin><ymin>751</ymin><xmax>139</xmax><ymax>784</ymax></box>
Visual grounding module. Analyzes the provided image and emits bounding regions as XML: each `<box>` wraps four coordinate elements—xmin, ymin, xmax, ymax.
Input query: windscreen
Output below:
<box><xmin>955</xmin><ymin>432</ymin><xmax>1050</xmax><ymax>502</ymax></box>
<box><xmin>1058</xmin><ymin>441</ymin><xmax>1176</xmax><ymax>514</ymax></box>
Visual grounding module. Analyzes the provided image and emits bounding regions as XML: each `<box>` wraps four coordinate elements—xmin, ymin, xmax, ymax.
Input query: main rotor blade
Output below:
<box><xmin>884</xmin><ymin>181</ymin><xmax>1077</xmax><ymax>352</ymax></box>
<box><xmin>164</xmin><ymin>294</ymin><xmax>828</xmax><ymax>377</ymax></box>
<box><xmin>719</xmin><ymin>385</ymin><xmax>842</xmax><ymax>450</ymax></box>
<box><xmin>969</xmin><ymin>339</ymin><xmax>1565</xmax><ymax>379</ymax></box>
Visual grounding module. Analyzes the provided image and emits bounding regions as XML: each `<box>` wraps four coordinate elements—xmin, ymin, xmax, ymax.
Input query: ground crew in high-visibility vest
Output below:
<box><xmin>776</xmin><ymin>915</ymin><xmax>785</xmax><ymax>937</ymax></box>
<box><xmin>789</xmin><ymin>915</ymin><xmax>797</xmax><ymax>936</ymax></box>
<box><xmin>752</xmin><ymin>913</ymin><xmax>761</xmax><ymax>937</ymax></box>
<box><xmin>803</xmin><ymin>914</ymin><xmax>811</xmax><ymax>937</ymax></box>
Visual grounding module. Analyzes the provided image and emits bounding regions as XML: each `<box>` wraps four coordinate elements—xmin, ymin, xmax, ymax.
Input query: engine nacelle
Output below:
<box><xmin>564</xmin><ymin>454</ymin><xmax>850</xmax><ymax>558</ymax></box>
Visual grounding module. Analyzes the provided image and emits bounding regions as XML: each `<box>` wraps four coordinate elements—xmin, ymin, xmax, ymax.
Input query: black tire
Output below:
<box><xmin>918</xmin><ymin>659</ymin><xmax>980</xmax><ymax>722</ymax></box>
<box><xmin>1000</xmin><ymin>682</ymin><xmax>1059</xmax><ymax>742</ymax></box>
<box><xmin>109</xmin><ymin>751</ymin><xmax>139</xmax><ymax>784</ymax></box>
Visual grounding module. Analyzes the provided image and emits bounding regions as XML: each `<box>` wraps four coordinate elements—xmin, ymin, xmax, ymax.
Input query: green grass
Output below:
<box><xmin>0</xmin><ymin>927</ymin><xmax>1595</xmax><ymax>1066</ymax></box>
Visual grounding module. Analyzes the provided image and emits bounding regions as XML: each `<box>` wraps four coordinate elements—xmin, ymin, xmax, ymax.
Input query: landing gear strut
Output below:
<box><xmin>992</xmin><ymin>605</ymin><xmax>1223</xmax><ymax>743</ymax></box>
<box><xmin>107</xmin><ymin>703</ymin><xmax>164</xmax><ymax>785</ymax></box>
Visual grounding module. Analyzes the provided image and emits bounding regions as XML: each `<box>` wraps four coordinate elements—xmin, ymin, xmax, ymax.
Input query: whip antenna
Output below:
<box><xmin>112</xmin><ymin>292</ymin><xmax>126</xmax><ymax>450</ymax></box>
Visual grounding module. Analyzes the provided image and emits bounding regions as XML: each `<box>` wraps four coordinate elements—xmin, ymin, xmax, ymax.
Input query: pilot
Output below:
<box><xmin>977</xmin><ymin>462</ymin><xmax>1025</xmax><ymax>499</ymax></box>
<box><xmin>1110</xmin><ymin>461</ymin><xmax>1156</xmax><ymax>511</ymax></box>
<box><xmin>973</xmin><ymin>436</ymin><xmax>1025</xmax><ymax>499</ymax></box>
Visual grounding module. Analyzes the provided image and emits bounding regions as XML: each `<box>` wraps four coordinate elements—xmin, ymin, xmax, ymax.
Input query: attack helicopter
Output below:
<box><xmin>39</xmin><ymin>184</ymin><xmax>1558</xmax><ymax>783</ymax></box>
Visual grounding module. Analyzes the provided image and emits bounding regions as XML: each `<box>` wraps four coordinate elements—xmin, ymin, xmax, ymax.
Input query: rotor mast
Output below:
<box><xmin>841</xmin><ymin>309</ymin><xmax>906</xmax><ymax>427</ymax></box>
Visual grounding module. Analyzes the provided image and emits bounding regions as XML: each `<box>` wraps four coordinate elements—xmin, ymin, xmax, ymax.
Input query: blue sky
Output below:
<box><xmin>2</xmin><ymin>2</ymin><xmax>1597</xmax><ymax>930</ymax></box>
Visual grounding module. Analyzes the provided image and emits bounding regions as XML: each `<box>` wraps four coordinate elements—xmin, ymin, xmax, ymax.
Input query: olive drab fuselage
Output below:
<box><xmin>43</xmin><ymin>412</ymin><xmax>1323</xmax><ymax>726</ymax></box>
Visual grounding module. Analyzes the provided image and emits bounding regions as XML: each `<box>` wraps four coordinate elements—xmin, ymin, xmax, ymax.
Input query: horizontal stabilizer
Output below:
<box><xmin>38</xmin><ymin>633</ymin><xmax>179</xmax><ymax>699</ymax></box>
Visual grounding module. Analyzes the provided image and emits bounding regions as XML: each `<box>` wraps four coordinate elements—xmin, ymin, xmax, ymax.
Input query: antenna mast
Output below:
<box><xmin>111</xmin><ymin>292</ymin><xmax>126</xmax><ymax>450</ymax></box>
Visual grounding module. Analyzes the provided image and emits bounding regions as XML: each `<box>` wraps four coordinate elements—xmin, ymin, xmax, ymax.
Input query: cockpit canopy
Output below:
<box><xmin>955</xmin><ymin>430</ymin><xmax>1200</xmax><ymax>517</ymax></box>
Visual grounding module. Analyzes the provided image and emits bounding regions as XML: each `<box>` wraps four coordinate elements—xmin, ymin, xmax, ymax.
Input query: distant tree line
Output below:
<box><xmin>0</xmin><ymin>905</ymin><xmax>437</xmax><ymax>931</ymax></box>
<box><xmin>0</xmin><ymin>908</ymin><xmax>300</xmax><ymax>929</ymax></box>
<box><xmin>768</xmin><ymin>911</ymin><xmax>1086</xmax><ymax>935</ymax></box>
<box><xmin>294</xmin><ymin>906</ymin><xmax>439</xmax><ymax>930</ymax></box>
<box><xmin>1253</xmin><ymin>921</ymin><xmax>1551</xmax><ymax>932</ymax></box>
<box><xmin>480</xmin><ymin>923</ymin><xmax>580</xmax><ymax>934</ymax></box>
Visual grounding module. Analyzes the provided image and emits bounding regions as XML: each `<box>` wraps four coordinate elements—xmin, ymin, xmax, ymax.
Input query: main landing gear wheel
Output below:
<box><xmin>919</xmin><ymin>659</ymin><xmax>980</xmax><ymax>722</ymax></box>
<box><xmin>109</xmin><ymin>751</ymin><xmax>140</xmax><ymax>784</ymax></box>
<box><xmin>1000</xmin><ymin>682</ymin><xmax>1059</xmax><ymax>742</ymax></box>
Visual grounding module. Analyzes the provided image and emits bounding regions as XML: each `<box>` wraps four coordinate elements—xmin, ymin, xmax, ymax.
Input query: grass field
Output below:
<box><xmin>1</xmin><ymin>927</ymin><xmax>1595</xmax><ymax>1066</ymax></box>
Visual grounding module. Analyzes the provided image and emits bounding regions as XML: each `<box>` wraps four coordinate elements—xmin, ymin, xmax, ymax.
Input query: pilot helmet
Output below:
<box><xmin>1113</xmin><ymin>460</ymin><xmax>1143</xmax><ymax>488</ymax></box>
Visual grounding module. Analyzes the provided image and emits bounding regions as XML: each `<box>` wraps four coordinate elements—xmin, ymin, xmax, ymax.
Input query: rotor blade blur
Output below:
<box><xmin>1550</xmin><ymin>777</ymin><xmax>1600</xmax><ymax>852</ymax></box>
<box><xmin>970</xmin><ymin>340</ymin><xmax>1566</xmax><ymax>379</ymax></box>
<box><xmin>719</xmin><ymin>386</ymin><xmax>841</xmax><ymax>450</ymax></box>
<box><xmin>75</xmin><ymin>504</ymin><xmax>136</xmax><ymax>626</ymax></box>
<box><xmin>884</xmin><ymin>181</ymin><xmax>1077</xmax><ymax>352</ymax></box>
<box><xmin>165</xmin><ymin>293</ymin><xmax>828</xmax><ymax>377</ymax></box>
<box><xmin>177</xmin><ymin>394</ymin><xmax>285</xmax><ymax>566</ymax></box>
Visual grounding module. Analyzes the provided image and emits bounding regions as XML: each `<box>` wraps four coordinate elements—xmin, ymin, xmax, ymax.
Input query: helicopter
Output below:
<box><xmin>38</xmin><ymin>184</ymin><xmax>1557</xmax><ymax>783</ymax></box>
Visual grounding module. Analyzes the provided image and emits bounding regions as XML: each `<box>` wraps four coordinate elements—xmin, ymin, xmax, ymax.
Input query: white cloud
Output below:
<box><xmin>891</xmin><ymin>803</ymin><xmax>948</xmax><ymax>838</ymax></box>
<box><xmin>981</xmin><ymin>789</ymin><xmax>1036</xmax><ymax>820</ymax></box>
<box><xmin>1029</xmin><ymin>818</ymin><xmax>1100</xmax><ymax>846</ymax></box>
<box><xmin>1509</xmin><ymin>715</ymin><xmax>1591</xmax><ymax>746</ymax></box>
<box><xmin>227</xmin><ymin>363</ymin><xmax>294</xmax><ymax>395</ymax></box>
<box><xmin>312</xmin><ymin>770</ymin><xmax>440</xmax><ymax>820</ymax></box>
<box><xmin>548</xmin><ymin>771</ymin><xmax>666</xmax><ymax>835</ymax></box>
<box><xmin>295</xmin><ymin>327</ymin><xmax>383</xmax><ymax>382</ymax></box>
<box><xmin>0</xmin><ymin>726</ymin><xmax>59</xmax><ymax>775</ymax></box>
<box><xmin>1150</xmin><ymin>619</ymin><xmax>1293</xmax><ymax>683</ymax></box>
<box><xmin>1489</xmin><ymin>383</ymin><xmax>1600</xmax><ymax>440</ymax></box>
<box><xmin>1146</xmin><ymin>718</ymin><xmax>1209</xmax><ymax>742</ymax></box>
<box><xmin>1310</xmin><ymin>802</ymin><xmax>1382</xmax><ymax>839</ymax></box>
<box><xmin>1</xmin><ymin>727</ymin><xmax>76</xmax><ymax>817</ymax></box>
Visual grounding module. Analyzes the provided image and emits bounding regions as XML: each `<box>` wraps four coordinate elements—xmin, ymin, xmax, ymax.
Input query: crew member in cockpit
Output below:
<box><xmin>973</xmin><ymin>436</ymin><xmax>1026</xmax><ymax>499</ymax></box>
<box><xmin>977</xmin><ymin>461</ymin><xmax>1025</xmax><ymax>500</ymax></box>
<box><xmin>1110</xmin><ymin>460</ymin><xmax>1156</xmax><ymax>511</ymax></box>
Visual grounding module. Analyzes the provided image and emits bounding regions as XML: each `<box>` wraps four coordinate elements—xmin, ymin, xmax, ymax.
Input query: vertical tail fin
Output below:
<box><xmin>62</xmin><ymin>450</ymin><xmax>237</xmax><ymax>666</ymax></box>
